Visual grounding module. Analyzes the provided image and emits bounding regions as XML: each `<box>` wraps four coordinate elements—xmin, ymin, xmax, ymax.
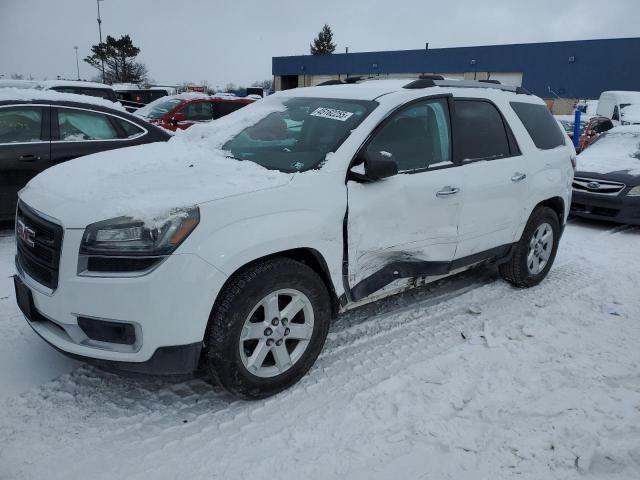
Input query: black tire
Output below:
<box><xmin>204</xmin><ymin>257</ymin><xmax>331</xmax><ymax>399</ymax></box>
<box><xmin>499</xmin><ymin>206</ymin><xmax>561</xmax><ymax>288</ymax></box>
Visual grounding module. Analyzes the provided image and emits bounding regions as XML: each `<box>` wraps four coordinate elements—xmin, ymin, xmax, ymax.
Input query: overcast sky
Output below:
<box><xmin>1</xmin><ymin>0</ymin><xmax>638</xmax><ymax>88</ymax></box>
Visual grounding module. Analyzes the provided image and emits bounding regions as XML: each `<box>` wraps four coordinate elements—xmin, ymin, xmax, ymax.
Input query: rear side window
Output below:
<box><xmin>115</xmin><ymin>118</ymin><xmax>145</xmax><ymax>139</ymax></box>
<box><xmin>215</xmin><ymin>101</ymin><xmax>248</xmax><ymax>119</ymax></box>
<box><xmin>510</xmin><ymin>102</ymin><xmax>565</xmax><ymax>150</ymax></box>
<box><xmin>57</xmin><ymin>108</ymin><xmax>118</xmax><ymax>140</ymax></box>
<box><xmin>183</xmin><ymin>102</ymin><xmax>214</xmax><ymax>121</ymax></box>
<box><xmin>0</xmin><ymin>106</ymin><xmax>43</xmax><ymax>143</ymax></box>
<box><xmin>454</xmin><ymin>100</ymin><xmax>511</xmax><ymax>161</ymax></box>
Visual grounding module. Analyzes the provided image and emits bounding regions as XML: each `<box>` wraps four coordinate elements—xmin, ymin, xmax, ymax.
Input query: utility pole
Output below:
<box><xmin>74</xmin><ymin>46</ymin><xmax>80</xmax><ymax>80</ymax></box>
<box><xmin>96</xmin><ymin>0</ymin><xmax>105</xmax><ymax>83</ymax></box>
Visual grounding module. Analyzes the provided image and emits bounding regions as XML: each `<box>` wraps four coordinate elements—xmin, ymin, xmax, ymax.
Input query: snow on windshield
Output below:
<box><xmin>577</xmin><ymin>125</ymin><xmax>640</xmax><ymax>175</ymax></box>
<box><xmin>621</xmin><ymin>104</ymin><xmax>640</xmax><ymax>124</ymax></box>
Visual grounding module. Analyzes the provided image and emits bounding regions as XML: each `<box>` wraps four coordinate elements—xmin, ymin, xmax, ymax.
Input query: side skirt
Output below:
<box><xmin>349</xmin><ymin>243</ymin><xmax>514</xmax><ymax>302</ymax></box>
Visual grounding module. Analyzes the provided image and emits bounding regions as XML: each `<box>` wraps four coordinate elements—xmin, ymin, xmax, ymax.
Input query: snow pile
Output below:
<box><xmin>0</xmin><ymin>87</ymin><xmax>125</xmax><ymax>111</ymax></box>
<box><xmin>577</xmin><ymin>125</ymin><xmax>640</xmax><ymax>175</ymax></box>
<box><xmin>1</xmin><ymin>221</ymin><xmax>639</xmax><ymax>479</ymax></box>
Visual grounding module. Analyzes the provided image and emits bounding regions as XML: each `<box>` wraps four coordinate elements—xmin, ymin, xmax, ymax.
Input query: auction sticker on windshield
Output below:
<box><xmin>310</xmin><ymin>107</ymin><xmax>354</xmax><ymax>122</ymax></box>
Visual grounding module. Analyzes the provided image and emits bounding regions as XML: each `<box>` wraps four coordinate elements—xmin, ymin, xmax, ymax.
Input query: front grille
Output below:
<box><xmin>16</xmin><ymin>203</ymin><xmax>63</xmax><ymax>289</ymax></box>
<box><xmin>572</xmin><ymin>177</ymin><xmax>626</xmax><ymax>195</ymax></box>
<box><xmin>571</xmin><ymin>202</ymin><xmax>619</xmax><ymax>217</ymax></box>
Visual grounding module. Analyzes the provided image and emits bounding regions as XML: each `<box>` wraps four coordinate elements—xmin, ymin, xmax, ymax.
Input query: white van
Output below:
<box><xmin>596</xmin><ymin>91</ymin><xmax>640</xmax><ymax>125</ymax></box>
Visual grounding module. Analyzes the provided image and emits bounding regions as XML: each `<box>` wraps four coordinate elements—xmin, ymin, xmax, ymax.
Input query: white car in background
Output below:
<box><xmin>14</xmin><ymin>78</ymin><xmax>574</xmax><ymax>398</ymax></box>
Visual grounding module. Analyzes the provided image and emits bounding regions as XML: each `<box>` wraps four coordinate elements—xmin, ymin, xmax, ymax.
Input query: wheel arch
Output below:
<box><xmin>209</xmin><ymin>248</ymin><xmax>340</xmax><ymax>324</ymax></box>
<box><xmin>536</xmin><ymin>196</ymin><xmax>566</xmax><ymax>225</ymax></box>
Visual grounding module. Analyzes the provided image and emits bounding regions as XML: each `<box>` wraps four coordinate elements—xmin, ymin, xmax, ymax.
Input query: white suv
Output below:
<box><xmin>14</xmin><ymin>78</ymin><xmax>574</xmax><ymax>398</ymax></box>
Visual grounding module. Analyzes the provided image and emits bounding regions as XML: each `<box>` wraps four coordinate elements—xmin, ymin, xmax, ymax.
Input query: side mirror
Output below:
<box><xmin>350</xmin><ymin>150</ymin><xmax>399</xmax><ymax>182</ymax></box>
<box><xmin>171</xmin><ymin>112</ymin><xmax>186</xmax><ymax>124</ymax></box>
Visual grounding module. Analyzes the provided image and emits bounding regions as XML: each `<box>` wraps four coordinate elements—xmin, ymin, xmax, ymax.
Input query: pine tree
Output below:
<box><xmin>84</xmin><ymin>35</ymin><xmax>148</xmax><ymax>84</ymax></box>
<box><xmin>310</xmin><ymin>24</ymin><xmax>336</xmax><ymax>55</ymax></box>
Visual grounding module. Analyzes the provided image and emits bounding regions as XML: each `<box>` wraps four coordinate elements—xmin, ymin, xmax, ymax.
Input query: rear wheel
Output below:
<box><xmin>204</xmin><ymin>257</ymin><xmax>331</xmax><ymax>399</ymax></box>
<box><xmin>499</xmin><ymin>206</ymin><xmax>560</xmax><ymax>288</ymax></box>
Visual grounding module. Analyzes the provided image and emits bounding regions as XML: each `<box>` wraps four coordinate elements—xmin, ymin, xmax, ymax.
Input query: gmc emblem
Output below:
<box><xmin>16</xmin><ymin>219</ymin><xmax>35</xmax><ymax>247</ymax></box>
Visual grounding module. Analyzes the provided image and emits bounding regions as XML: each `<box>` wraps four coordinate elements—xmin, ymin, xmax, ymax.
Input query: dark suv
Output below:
<box><xmin>0</xmin><ymin>97</ymin><xmax>170</xmax><ymax>221</ymax></box>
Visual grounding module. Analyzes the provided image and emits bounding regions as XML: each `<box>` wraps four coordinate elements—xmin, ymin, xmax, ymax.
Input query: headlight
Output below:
<box><xmin>79</xmin><ymin>207</ymin><xmax>199</xmax><ymax>273</ymax></box>
<box><xmin>627</xmin><ymin>185</ymin><xmax>640</xmax><ymax>197</ymax></box>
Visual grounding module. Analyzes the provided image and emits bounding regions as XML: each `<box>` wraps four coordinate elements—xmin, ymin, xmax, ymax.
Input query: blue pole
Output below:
<box><xmin>573</xmin><ymin>109</ymin><xmax>581</xmax><ymax>148</ymax></box>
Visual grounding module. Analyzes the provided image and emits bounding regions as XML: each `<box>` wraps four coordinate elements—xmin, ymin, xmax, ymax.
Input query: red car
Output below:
<box><xmin>578</xmin><ymin>115</ymin><xmax>614</xmax><ymax>152</ymax></box>
<box><xmin>135</xmin><ymin>94</ymin><xmax>255</xmax><ymax>131</ymax></box>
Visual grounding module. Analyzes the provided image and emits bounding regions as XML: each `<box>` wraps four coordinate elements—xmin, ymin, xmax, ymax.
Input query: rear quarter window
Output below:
<box><xmin>510</xmin><ymin>102</ymin><xmax>565</xmax><ymax>150</ymax></box>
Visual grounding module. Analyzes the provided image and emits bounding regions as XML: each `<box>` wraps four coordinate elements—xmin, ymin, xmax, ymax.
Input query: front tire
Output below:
<box><xmin>499</xmin><ymin>206</ymin><xmax>560</xmax><ymax>288</ymax></box>
<box><xmin>204</xmin><ymin>257</ymin><xmax>331</xmax><ymax>399</ymax></box>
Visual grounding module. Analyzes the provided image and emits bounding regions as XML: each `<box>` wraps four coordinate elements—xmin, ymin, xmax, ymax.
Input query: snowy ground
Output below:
<box><xmin>1</xmin><ymin>219</ymin><xmax>639</xmax><ymax>480</ymax></box>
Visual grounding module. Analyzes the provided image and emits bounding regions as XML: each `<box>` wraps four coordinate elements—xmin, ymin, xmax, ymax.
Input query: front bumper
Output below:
<box><xmin>15</xmin><ymin>227</ymin><xmax>227</xmax><ymax>374</ymax></box>
<box><xmin>570</xmin><ymin>190</ymin><xmax>640</xmax><ymax>225</ymax></box>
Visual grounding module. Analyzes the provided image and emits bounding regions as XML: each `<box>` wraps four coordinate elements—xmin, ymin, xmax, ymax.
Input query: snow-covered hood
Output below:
<box><xmin>576</xmin><ymin>126</ymin><xmax>640</xmax><ymax>180</ymax></box>
<box><xmin>19</xmin><ymin>140</ymin><xmax>293</xmax><ymax>228</ymax></box>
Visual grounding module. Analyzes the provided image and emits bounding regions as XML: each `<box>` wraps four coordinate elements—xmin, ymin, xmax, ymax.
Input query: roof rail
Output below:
<box><xmin>316</xmin><ymin>79</ymin><xmax>344</xmax><ymax>86</ymax></box>
<box><xmin>479</xmin><ymin>79</ymin><xmax>501</xmax><ymax>84</ymax></box>
<box><xmin>403</xmin><ymin>78</ymin><xmax>531</xmax><ymax>95</ymax></box>
<box><xmin>418</xmin><ymin>74</ymin><xmax>445</xmax><ymax>81</ymax></box>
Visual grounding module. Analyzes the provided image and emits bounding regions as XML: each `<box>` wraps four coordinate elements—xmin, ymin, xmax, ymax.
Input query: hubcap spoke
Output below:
<box><xmin>241</xmin><ymin>322</ymin><xmax>267</xmax><ymax>340</ymax></box>
<box><xmin>272</xmin><ymin>344</ymin><xmax>292</xmax><ymax>372</ymax></box>
<box><xmin>263</xmin><ymin>294</ymin><xmax>280</xmax><ymax>322</ymax></box>
<box><xmin>281</xmin><ymin>295</ymin><xmax>305</xmax><ymax>321</ymax></box>
<box><xmin>286</xmin><ymin>323</ymin><xmax>313</xmax><ymax>340</ymax></box>
<box><xmin>246</xmin><ymin>340</ymin><xmax>270</xmax><ymax>372</ymax></box>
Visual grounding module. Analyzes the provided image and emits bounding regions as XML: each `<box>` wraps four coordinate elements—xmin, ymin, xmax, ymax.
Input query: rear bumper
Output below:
<box><xmin>570</xmin><ymin>191</ymin><xmax>640</xmax><ymax>225</ymax></box>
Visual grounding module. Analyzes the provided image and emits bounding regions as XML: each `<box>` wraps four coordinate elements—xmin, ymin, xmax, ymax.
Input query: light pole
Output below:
<box><xmin>74</xmin><ymin>46</ymin><xmax>80</xmax><ymax>80</ymax></box>
<box><xmin>96</xmin><ymin>0</ymin><xmax>105</xmax><ymax>83</ymax></box>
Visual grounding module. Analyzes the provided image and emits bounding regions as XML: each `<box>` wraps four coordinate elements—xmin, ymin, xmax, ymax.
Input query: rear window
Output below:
<box><xmin>511</xmin><ymin>102</ymin><xmax>565</xmax><ymax>150</ymax></box>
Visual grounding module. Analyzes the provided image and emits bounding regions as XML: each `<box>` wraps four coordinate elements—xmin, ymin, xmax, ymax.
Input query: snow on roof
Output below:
<box><xmin>111</xmin><ymin>83</ymin><xmax>142</xmax><ymax>91</ymax></box>
<box><xmin>0</xmin><ymin>79</ymin><xmax>39</xmax><ymax>89</ymax></box>
<box><xmin>278</xmin><ymin>78</ymin><xmax>545</xmax><ymax>103</ymax></box>
<box><xmin>38</xmin><ymin>79</ymin><xmax>114</xmax><ymax>90</ymax></box>
<box><xmin>577</xmin><ymin>125</ymin><xmax>640</xmax><ymax>176</ymax></box>
<box><xmin>0</xmin><ymin>87</ymin><xmax>126</xmax><ymax>111</ymax></box>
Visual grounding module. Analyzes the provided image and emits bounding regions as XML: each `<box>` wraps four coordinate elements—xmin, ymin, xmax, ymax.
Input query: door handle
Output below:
<box><xmin>19</xmin><ymin>154</ymin><xmax>40</xmax><ymax>162</ymax></box>
<box><xmin>436</xmin><ymin>186</ymin><xmax>460</xmax><ymax>198</ymax></box>
<box><xmin>511</xmin><ymin>172</ymin><xmax>527</xmax><ymax>182</ymax></box>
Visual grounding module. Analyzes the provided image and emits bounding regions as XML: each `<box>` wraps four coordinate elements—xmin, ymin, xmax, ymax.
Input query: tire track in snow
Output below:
<box><xmin>0</xmin><ymin>255</ymin><xmax>596</xmax><ymax>480</ymax></box>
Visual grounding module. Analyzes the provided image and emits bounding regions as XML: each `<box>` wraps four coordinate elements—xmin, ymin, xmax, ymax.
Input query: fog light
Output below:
<box><xmin>77</xmin><ymin>317</ymin><xmax>136</xmax><ymax>345</ymax></box>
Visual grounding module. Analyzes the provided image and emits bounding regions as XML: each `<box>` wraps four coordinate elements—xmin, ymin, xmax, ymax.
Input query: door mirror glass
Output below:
<box><xmin>171</xmin><ymin>112</ymin><xmax>186</xmax><ymax>124</ymax></box>
<box><xmin>359</xmin><ymin>151</ymin><xmax>398</xmax><ymax>181</ymax></box>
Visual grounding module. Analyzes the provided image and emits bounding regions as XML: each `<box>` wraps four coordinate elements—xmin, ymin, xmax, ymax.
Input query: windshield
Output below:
<box><xmin>136</xmin><ymin>97</ymin><xmax>184</xmax><ymax>119</ymax></box>
<box><xmin>222</xmin><ymin>97</ymin><xmax>376</xmax><ymax>172</ymax></box>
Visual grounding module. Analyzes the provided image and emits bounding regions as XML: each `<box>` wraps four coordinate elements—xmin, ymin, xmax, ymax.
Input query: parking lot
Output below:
<box><xmin>2</xmin><ymin>218</ymin><xmax>639</xmax><ymax>479</ymax></box>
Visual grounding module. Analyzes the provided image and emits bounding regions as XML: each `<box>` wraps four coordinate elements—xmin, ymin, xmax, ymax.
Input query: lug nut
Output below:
<box><xmin>281</xmin><ymin>318</ymin><xmax>288</xmax><ymax>326</ymax></box>
<box><xmin>271</xmin><ymin>318</ymin><xmax>279</xmax><ymax>326</ymax></box>
<box><xmin>266</xmin><ymin>338</ymin><xmax>274</xmax><ymax>346</ymax></box>
<box><xmin>276</xmin><ymin>339</ymin><xmax>283</xmax><ymax>346</ymax></box>
<box><xmin>284</xmin><ymin>327</ymin><xmax>290</xmax><ymax>336</ymax></box>
<box><xmin>264</xmin><ymin>327</ymin><xmax>273</xmax><ymax>336</ymax></box>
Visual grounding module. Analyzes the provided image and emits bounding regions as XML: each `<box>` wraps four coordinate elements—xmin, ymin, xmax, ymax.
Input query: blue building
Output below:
<box><xmin>272</xmin><ymin>37</ymin><xmax>640</xmax><ymax>100</ymax></box>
